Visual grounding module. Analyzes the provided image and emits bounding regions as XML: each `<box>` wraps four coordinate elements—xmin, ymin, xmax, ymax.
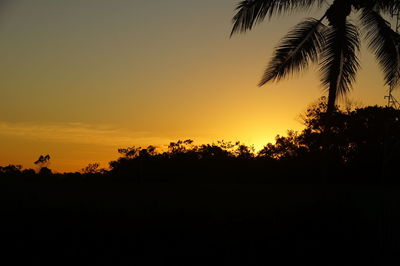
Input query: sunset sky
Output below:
<box><xmin>0</xmin><ymin>0</ymin><xmax>396</xmax><ymax>172</ymax></box>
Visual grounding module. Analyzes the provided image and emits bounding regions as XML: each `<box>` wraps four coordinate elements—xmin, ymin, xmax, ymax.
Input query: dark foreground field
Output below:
<box><xmin>2</xmin><ymin>182</ymin><xmax>400</xmax><ymax>265</ymax></box>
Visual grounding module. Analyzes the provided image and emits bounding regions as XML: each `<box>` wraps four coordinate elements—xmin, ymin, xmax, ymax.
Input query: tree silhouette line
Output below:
<box><xmin>2</xmin><ymin>2</ymin><xmax>400</xmax><ymax>264</ymax></box>
<box><xmin>1</xmin><ymin>99</ymin><xmax>399</xmax><ymax>184</ymax></box>
<box><xmin>230</xmin><ymin>1</ymin><xmax>400</xmax><ymax>181</ymax></box>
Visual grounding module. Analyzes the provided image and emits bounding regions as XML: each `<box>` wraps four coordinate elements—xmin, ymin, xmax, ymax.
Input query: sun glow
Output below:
<box><xmin>0</xmin><ymin>1</ymin><xmax>389</xmax><ymax>172</ymax></box>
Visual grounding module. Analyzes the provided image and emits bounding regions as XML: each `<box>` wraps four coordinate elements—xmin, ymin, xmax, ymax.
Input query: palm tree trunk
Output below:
<box><xmin>327</xmin><ymin>84</ymin><xmax>337</xmax><ymax>116</ymax></box>
<box><xmin>321</xmin><ymin>83</ymin><xmax>336</xmax><ymax>182</ymax></box>
<box><xmin>322</xmin><ymin>6</ymin><xmax>350</xmax><ymax>181</ymax></box>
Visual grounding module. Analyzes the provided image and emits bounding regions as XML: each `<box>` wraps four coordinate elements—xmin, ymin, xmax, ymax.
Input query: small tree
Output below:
<box><xmin>34</xmin><ymin>154</ymin><xmax>51</xmax><ymax>174</ymax></box>
<box><xmin>81</xmin><ymin>163</ymin><xmax>101</xmax><ymax>174</ymax></box>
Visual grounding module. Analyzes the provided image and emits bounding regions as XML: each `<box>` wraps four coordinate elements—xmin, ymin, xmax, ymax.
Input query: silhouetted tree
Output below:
<box><xmin>117</xmin><ymin>147</ymin><xmax>141</xmax><ymax>159</ymax></box>
<box><xmin>168</xmin><ymin>140</ymin><xmax>195</xmax><ymax>155</ymax></box>
<box><xmin>34</xmin><ymin>155</ymin><xmax>50</xmax><ymax>168</ymax></box>
<box><xmin>38</xmin><ymin>167</ymin><xmax>52</xmax><ymax>176</ymax></box>
<box><xmin>258</xmin><ymin>130</ymin><xmax>308</xmax><ymax>159</ymax></box>
<box><xmin>0</xmin><ymin>164</ymin><xmax>22</xmax><ymax>174</ymax></box>
<box><xmin>235</xmin><ymin>143</ymin><xmax>255</xmax><ymax>159</ymax></box>
<box><xmin>231</xmin><ymin>0</ymin><xmax>400</xmax><ymax>115</ymax></box>
<box><xmin>34</xmin><ymin>154</ymin><xmax>51</xmax><ymax>175</ymax></box>
<box><xmin>81</xmin><ymin>163</ymin><xmax>102</xmax><ymax>174</ymax></box>
<box><xmin>262</xmin><ymin>100</ymin><xmax>400</xmax><ymax>180</ymax></box>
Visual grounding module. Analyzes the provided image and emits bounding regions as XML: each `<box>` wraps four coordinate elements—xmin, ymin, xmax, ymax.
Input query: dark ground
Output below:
<box><xmin>2</xmin><ymin>182</ymin><xmax>400</xmax><ymax>265</ymax></box>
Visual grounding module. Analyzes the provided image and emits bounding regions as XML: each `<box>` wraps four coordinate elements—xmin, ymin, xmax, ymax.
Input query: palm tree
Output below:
<box><xmin>231</xmin><ymin>0</ymin><xmax>400</xmax><ymax>115</ymax></box>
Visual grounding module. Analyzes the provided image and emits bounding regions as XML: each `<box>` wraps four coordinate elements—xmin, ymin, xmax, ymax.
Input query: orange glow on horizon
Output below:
<box><xmin>0</xmin><ymin>1</ymin><xmax>392</xmax><ymax>172</ymax></box>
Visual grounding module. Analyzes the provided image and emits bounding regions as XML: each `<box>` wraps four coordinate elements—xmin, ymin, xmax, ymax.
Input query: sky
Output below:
<box><xmin>0</xmin><ymin>0</ymin><xmax>396</xmax><ymax>172</ymax></box>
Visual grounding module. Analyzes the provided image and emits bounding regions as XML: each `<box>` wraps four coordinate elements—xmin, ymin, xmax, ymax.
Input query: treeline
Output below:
<box><xmin>1</xmin><ymin>100</ymin><xmax>400</xmax><ymax>184</ymax></box>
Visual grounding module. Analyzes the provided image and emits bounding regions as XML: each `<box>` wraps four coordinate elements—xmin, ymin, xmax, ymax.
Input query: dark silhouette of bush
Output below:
<box><xmin>1</xmin><ymin>103</ymin><xmax>400</xmax><ymax>265</ymax></box>
<box><xmin>1</xmin><ymin>102</ymin><xmax>398</xmax><ymax>184</ymax></box>
<box><xmin>0</xmin><ymin>164</ymin><xmax>22</xmax><ymax>174</ymax></box>
<box><xmin>38</xmin><ymin>166</ymin><xmax>52</xmax><ymax>176</ymax></box>
<box><xmin>81</xmin><ymin>162</ymin><xmax>106</xmax><ymax>175</ymax></box>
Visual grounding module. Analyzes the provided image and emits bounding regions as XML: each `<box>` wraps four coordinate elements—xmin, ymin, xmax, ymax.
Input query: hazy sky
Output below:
<box><xmin>0</xmin><ymin>0</ymin><xmax>395</xmax><ymax>172</ymax></box>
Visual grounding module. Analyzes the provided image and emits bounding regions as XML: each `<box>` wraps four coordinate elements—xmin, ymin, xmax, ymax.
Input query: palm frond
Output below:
<box><xmin>231</xmin><ymin>0</ymin><xmax>324</xmax><ymax>36</ymax></box>
<box><xmin>259</xmin><ymin>18</ymin><xmax>326</xmax><ymax>86</ymax></box>
<box><xmin>320</xmin><ymin>22</ymin><xmax>360</xmax><ymax>98</ymax></box>
<box><xmin>374</xmin><ymin>0</ymin><xmax>400</xmax><ymax>14</ymax></box>
<box><xmin>360</xmin><ymin>8</ymin><xmax>400</xmax><ymax>88</ymax></box>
